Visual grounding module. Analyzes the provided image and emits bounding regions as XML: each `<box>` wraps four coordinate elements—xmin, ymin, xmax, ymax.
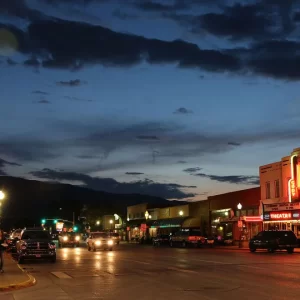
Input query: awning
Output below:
<box><xmin>151</xmin><ymin>217</ymin><xmax>186</xmax><ymax>228</ymax></box>
<box><xmin>127</xmin><ymin>219</ymin><xmax>155</xmax><ymax>228</ymax></box>
<box><xmin>182</xmin><ymin>217</ymin><xmax>201</xmax><ymax>228</ymax></box>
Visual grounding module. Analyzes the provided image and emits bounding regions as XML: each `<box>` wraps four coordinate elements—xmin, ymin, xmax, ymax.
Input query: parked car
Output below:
<box><xmin>152</xmin><ymin>234</ymin><xmax>170</xmax><ymax>246</ymax></box>
<box><xmin>58</xmin><ymin>232</ymin><xmax>80</xmax><ymax>248</ymax></box>
<box><xmin>86</xmin><ymin>232</ymin><xmax>114</xmax><ymax>251</ymax></box>
<box><xmin>110</xmin><ymin>232</ymin><xmax>120</xmax><ymax>245</ymax></box>
<box><xmin>170</xmin><ymin>230</ymin><xmax>205</xmax><ymax>247</ymax></box>
<box><xmin>249</xmin><ymin>230</ymin><xmax>298</xmax><ymax>253</ymax></box>
<box><xmin>16</xmin><ymin>227</ymin><xmax>56</xmax><ymax>263</ymax></box>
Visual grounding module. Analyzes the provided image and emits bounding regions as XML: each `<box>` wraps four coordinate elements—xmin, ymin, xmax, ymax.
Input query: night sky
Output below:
<box><xmin>0</xmin><ymin>0</ymin><xmax>300</xmax><ymax>201</ymax></box>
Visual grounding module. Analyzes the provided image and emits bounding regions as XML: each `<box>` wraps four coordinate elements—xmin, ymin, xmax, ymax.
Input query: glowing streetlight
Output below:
<box><xmin>109</xmin><ymin>220</ymin><xmax>113</xmax><ymax>224</ymax></box>
<box><xmin>96</xmin><ymin>221</ymin><xmax>100</xmax><ymax>225</ymax></box>
<box><xmin>237</xmin><ymin>203</ymin><xmax>242</xmax><ymax>210</ymax></box>
<box><xmin>145</xmin><ymin>211</ymin><xmax>149</xmax><ymax>220</ymax></box>
<box><xmin>0</xmin><ymin>191</ymin><xmax>5</xmax><ymax>200</ymax></box>
<box><xmin>127</xmin><ymin>218</ymin><xmax>130</xmax><ymax>222</ymax></box>
<box><xmin>179</xmin><ymin>210</ymin><xmax>183</xmax><ymax>216</ymax></box>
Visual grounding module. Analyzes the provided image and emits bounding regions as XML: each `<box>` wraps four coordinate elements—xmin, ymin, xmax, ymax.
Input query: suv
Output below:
<box><xmin>16</xmin><ymin>228</ymin><xmax>56</xmax><ymax>263</ymax></box>
<box><xmin>249</xmin><ymin>230</ymin><xmax>298</xmax><ymax>254</ymax></box>
<box><xmin>58</xmin><ymin>232</ymin><xmax>80</xmax><ymax>248</ymax></box>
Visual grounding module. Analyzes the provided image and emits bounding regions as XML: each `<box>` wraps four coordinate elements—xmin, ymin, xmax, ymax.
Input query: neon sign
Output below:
<box><xmin>270</xmin><ymin>212</ymin><xmax>291</xmax><ymax>220</ymax></box>
<box><xmin>290</xmin><ymin>179</ymin><xmax>297</xmax><ymax>198</ymax></box>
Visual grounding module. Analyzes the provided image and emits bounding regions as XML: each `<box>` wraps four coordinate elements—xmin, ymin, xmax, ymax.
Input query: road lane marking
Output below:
<box><xmin>122</xmin><ymin>259</ymin><xmax>151</xmax><ymax>265</ymax></box>
<box><xmin>51</xmin><ymin>272</ymin><xmax>72</xmax><ymax>279</ymax></box>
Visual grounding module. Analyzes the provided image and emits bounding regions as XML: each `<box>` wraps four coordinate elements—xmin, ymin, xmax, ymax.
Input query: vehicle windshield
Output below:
<box><xmin>92</xmin><ymin>233</ymin><xmax>109</xmax><ymax>238</ymax></box>
<box><xmin>22</xmin><ymin>231</ymin><xmax>50</xmax><ymax>240</ymax></box>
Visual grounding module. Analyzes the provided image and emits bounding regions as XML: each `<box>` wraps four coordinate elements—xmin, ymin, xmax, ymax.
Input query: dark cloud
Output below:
<box><xmin>0</xmin><ymin>157</ymin><xmax>21</xmax><ymax>176</ymax></box>
<box><xmin>57</xmin><ymin>79</ymin><xmax>83</xmax><ymax>87</ymax></box>
<box><xmin>0</xmin><ymin>138</ymin><xmax>59</xmax><ymax>162</ymax></box>
<box><xmin>194</xmin><ymin>173</ymin><xmax>259</xmax><ymax>185</ymax></box>
<box><xmin>32</xmin><ymin>90</ymin><xmax>49</xmax><ymax>95</ymax></box>
<box><xmin>294</xmin><ymin>12</ymin><xmax>300</xmax><ymax>22</ymax></box>
<box><xmin>24</xmin><ymin>57</ymin><xmax>40</xmax><ymax>67</ymax></box>
<box><xmin>64</xmin><ymin>96</ymin><xmax>93</xmax><ymax>102</ymax></box>
<box><xmin>4</xmin><ymin>19</ymin><xmax>240</xmax><ymax>74</ymax></box>
<box><xmin>135</xmin><ymin>1</ymin><xmax>189</xmax><ymax>12</ymax></box>
<box><xmin>183</xmin><ymin>167</ymin><xmax>202</xmax><ymax>173</ymax></box>
<box><xmin>173</xmin><ymin>107</ymin><xmax>193</xmax><ymax>114</ymax></box>
<box><xmin>0</xmin><ymin>0</ymin><xmax>48</xmax><ymax>22</ymax></box>
<box><xmin>228</xmin><ymin>141</ymin><xmax>241</xmax><ymax>146</ymax></box>
<box><xmin>7</xmin><ymin>58</ymin><xmax>17</xmax><ymax>66</ymax></box>
<box><xmin>29</xmin><ymin>168</ymin><xmax>196</xmax><ymax>199</ymax></box>
<box><xmin>136</xmin><ymin>135</ymin><xmax>160</xmax><ymax>141</ymax></box>
<box><xmin>36</xmin><ymin>99</ymin><xmax>51</xmax><ymax>104</ymax></box>
<box><xmin>125</xmin><ymin>172</ymin><xmax>144</xmax><ymax>175</ymax></box>
<box><xmin>166</xmin><ymin>1</ymin><xmax>298</xmax><ymax>40</ymax></box>
<box><xmin>177</xmin><ymin>160</ymin><xmax>187</xmax><ymax>164</ymax></box>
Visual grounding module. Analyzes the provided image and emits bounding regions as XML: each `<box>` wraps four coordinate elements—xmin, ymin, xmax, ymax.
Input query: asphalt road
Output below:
<box><xmin>2</xmin><ymin>244</ymin><xmax>300</xmax><ymax>300</ymax></box>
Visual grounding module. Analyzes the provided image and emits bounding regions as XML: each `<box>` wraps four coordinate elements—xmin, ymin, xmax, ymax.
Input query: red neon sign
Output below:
<box><xmin>290</xmin><ymin>179</ymin><xmax>297</xmax><ymax>199</ymax></box>
<box><xmin>270</xmin><ymin>212</ymin><xmax>292</xmax><ymax>220</ymax></box>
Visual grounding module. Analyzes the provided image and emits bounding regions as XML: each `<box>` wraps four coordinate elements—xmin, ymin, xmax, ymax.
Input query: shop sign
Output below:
<box><xmin>263</xmin><ymin>202</ymin><xmax>300</xmax><ymax>212</ymax></box>
<box><xmin>263</xmin><ymin>210</ymin><xmax>300</xmax><ymax>221</ymax></box>
<box><xmin>140</xmin><ymin>223</ymin><xmax>147</xmax><ymax>231</ymax></box>
<box><xmin>290</xmin><ymin>179</ymin><xmax>298</xmax><ymax>200</ymax></box>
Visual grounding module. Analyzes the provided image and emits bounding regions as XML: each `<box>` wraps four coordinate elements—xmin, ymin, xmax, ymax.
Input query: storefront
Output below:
<box><xmin>262</xmin><ymin>201</ymin><xmax>300</xmax><ymax>239</ymax></box>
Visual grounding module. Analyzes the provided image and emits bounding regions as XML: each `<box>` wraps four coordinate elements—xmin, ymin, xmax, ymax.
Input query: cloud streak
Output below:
<box><xmin>194</xmin><ymin>173</ymin><xmax>259</xmax><ymax>185</ymax></box>
<box><xmin>29</xmin><ymin>168</ymin><xmax>196</xmax><ymax>199</ymax></box>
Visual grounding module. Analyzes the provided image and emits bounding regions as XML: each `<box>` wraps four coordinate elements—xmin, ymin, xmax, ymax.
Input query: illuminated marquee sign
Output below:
<box><xmin>290</xmin><ymin>179</ymin><xmax>298</xmax><ymax>200</ymax></box>
<box><xmin>270</xmin><ymin>212</ymin><xmax>291</xmax><ymax>220</ymax></box>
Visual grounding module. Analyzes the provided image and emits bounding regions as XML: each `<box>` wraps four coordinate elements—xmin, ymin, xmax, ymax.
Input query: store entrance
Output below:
<box><xmin>292</xmin><ymin>224</ymin><xmax>300</xmax><ymax>239</ymax></box>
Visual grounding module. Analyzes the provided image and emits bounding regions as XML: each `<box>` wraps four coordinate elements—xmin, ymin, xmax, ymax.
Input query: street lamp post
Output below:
<box><xmin>237</xmin><ymin>203</ymin><xmax>242</xmax><ymax>248</ymax></box>
<box><xmin>109</xmin><ymin>219</ymin><xmax>113</xmax><ymax>231</ymax></box>
<box><xmin>0</xmin><ymin>191</ymin><xmax>5</xmax><ymax>228</ymax></box>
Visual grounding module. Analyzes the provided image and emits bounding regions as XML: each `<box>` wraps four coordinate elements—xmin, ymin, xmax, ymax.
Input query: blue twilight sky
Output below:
<box><xmin>1</xmin><ymin>0</ymin><xmax>300</xmax><ymax>201</ymax></box>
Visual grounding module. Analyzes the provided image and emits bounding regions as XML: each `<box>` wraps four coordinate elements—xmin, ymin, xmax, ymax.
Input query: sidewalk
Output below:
<box><xmin>214</xmin><ymin>245</ymin><xmax>300</xmax><ymax>252</ymax></box>
<box><xmin>0</xmin><ymin>253</ymin><xmax>36</xmax><ymax>292</ymax></box>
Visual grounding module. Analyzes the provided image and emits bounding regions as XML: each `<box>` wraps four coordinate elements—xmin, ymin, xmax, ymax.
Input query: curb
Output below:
<box><xmin>0</xmin><ymin>263</ymin><xmax>36</xmax><ymax>292</ymax></box>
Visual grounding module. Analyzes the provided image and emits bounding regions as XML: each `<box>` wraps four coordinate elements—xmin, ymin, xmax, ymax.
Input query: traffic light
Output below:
<box><xmin>41</xmin><ymin>219</ymin><xmax>46</xmax><ymax>224</ymax></box>
<box><xmin>53</xmin><ymin>219</ymin><xmax>57</xmax><ymax>224</ymax></box>
<box><xmin>73</xmin><ymin>226</ymin><xmax>78</xmax><ymax>232</ymax></box>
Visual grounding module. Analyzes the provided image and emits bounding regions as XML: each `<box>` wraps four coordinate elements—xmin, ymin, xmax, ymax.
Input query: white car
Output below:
<box><xmin>86</xmin><ymin>232</ymin><xmax>114</xmax><ymax>251</ymax></box>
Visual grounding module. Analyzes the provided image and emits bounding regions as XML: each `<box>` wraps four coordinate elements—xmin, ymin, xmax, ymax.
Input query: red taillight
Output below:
<box><xmin>188</xmin><ymin>236</ymin><xmax>195</xmax><ymax>241</ymax></box>
<box><xmin>49</xmin><ymin>244</ymin><xmax>56</xmax><ymax>249</ymax></box>
<box><xmin>21</xmin><ymin>245</ymin><xmax>26</xmax><ymax>250</ymax></box>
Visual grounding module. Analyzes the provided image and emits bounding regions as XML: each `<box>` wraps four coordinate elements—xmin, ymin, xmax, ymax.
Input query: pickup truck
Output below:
<box><xmin>170</xmin><ymin>230</ymin><xmax>206</xmax><ymax>247</ymax></box>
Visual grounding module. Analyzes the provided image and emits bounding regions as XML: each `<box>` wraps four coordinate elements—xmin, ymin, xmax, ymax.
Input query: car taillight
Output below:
<box><xmin>21</xmin><ymin>244</ymin><xmax>27</xmax><ymax>250</ymax></box>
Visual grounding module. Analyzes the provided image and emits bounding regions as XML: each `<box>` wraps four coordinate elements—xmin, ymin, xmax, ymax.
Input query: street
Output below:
<box><xmin>2</xmin><ymin>244</ymin><xmax>300</xmax><ymax>300</ymax></box>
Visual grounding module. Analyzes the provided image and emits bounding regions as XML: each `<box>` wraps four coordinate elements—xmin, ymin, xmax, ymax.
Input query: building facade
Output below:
<box><xmin>208</xmin><ymin>187</ymin><xmax>261</xmax><ymax>244</ymax></box>
<box><xmin>260</xmin><ymin>147</ymin><xmax>300</xmax><ymax>238</ymax></box>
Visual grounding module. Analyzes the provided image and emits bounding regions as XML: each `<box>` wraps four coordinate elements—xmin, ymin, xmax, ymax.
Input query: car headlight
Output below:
<box><xmin>108</xmin><ymin>240</ymin><xmax>113</xmax><ymax>245</ymax></box>
<box><xmin>63</xmin><ymin>236</ymin><xmax>68</xmax><ymax>241</ymax></box>
<box><xmin>75</xmin><ymin>236</ymin><xmax>80</xmax><ymax>241</ymax></box>
<box><xmin>95</xmin><ymin>240</ymin><xmax>101</xmax><ymax>246</ymax></box>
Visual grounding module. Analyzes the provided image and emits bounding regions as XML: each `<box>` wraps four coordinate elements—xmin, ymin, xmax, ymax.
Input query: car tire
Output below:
<box><xmin>50</xmin><ymin>255</ymin><xmax>56</xmax><ymax>263</ymax></box>
<box><xmin>182</xmin><ymin>241</ymin><xmax>186</xmax><ymax>248</ymax></box>
<box><xmin>109</xmin><ymin>248</ymin><xmax>113</xmax><ymax>251</ymax></box>
<box><xmin>268</xmin><ymin>248</ymin><xmax>275</xmax><ymax>253</ymax></box>
<box><xmin>170</xmin><ymin>241</ymin><xmax>173</xmax><ymax>247</ymax></box>
<box><xmin>287</xmin><ymin>247</ymin><xmax>294</xmax><ymax>254</ymax></box>
<box><xmin>88</xmin><ymin>246</ymin><xmax>91</xmax><ymax>251</ymax></box>
<box><xmin>250</xmin><ymin>248</ymin><xmax>256</xmax><ymax>252</ymax></box>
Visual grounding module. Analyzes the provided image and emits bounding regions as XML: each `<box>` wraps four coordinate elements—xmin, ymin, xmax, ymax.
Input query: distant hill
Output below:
<box><xmin>0</xmin><ymin>176</ymin><xmax>181</xmax><ymax>228</ymax></box>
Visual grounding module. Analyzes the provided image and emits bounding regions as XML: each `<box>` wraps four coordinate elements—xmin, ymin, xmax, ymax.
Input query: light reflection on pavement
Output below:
<box><xmin>4</xmin><ymin>245</ymin><xmax>300</xmax><ymax>299</ymax></box>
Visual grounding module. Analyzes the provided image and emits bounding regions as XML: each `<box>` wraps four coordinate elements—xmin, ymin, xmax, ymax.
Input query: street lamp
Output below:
<box><xmin>237</xmin><ymin>203</ymin><xmax>242</xmax><ymax>248</ymax></box>
<box><xmin>0</xmin><ymin>191</ymin><xmax>5</xmax><ymax>200</ymax></box>
<box><xmin>0</xmin><ymin>191</ymin><xmax>5</xmax><ymax>227</ymax></box>
<box><xmin>109</xmin><ymin>219</ymin><xmax>113</xmax><ymax>231</ymax></box>
<box><xmin>145</xmin><ymin>211</ymin><xmax>149</xmax><ymax>220</ymax></box>
<box><xmin>179</xmin><ymin>210</ymin><xmax>183</xmax><ymax>216</ymax></box>
<box><xmin>96</xmin><ymin>220</ymin><xmax>100</xmax><ymax>225</ymax></box>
